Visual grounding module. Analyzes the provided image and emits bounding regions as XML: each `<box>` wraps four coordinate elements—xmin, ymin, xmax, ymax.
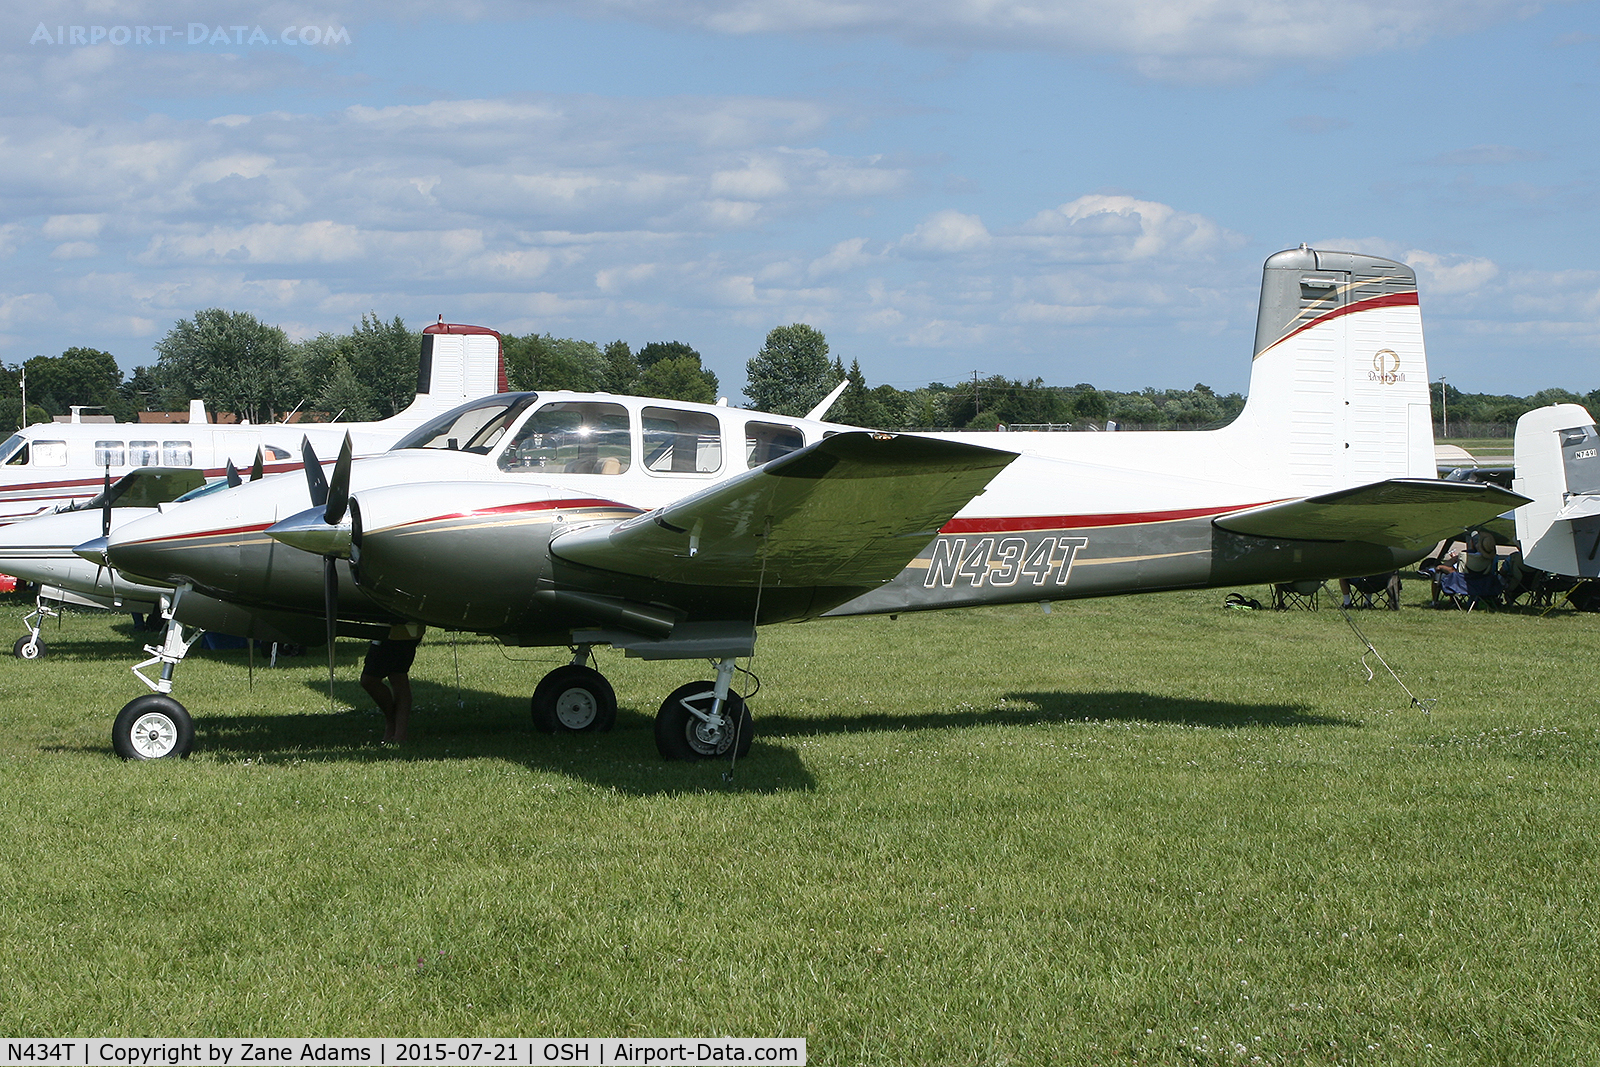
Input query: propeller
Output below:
<box><xmin>225</xmin><ymin>459</ymin><xmax>242</xmax><ymax>488</ymax></box>
<box><xmin>249</xmin><ymin>447</ymin><xmax>265</xmax><ymax>482</ymax></box>
<box><xmin>296</xmin><ymin>435</ymin><xmax>355</xmax><ymax>709</ymax></box>
<box><xmin>96</xmin><ymin>464</ymin><xmax>117</xmax><ymax>604</ymax></box>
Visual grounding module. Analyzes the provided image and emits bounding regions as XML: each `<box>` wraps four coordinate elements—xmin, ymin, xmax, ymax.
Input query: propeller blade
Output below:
<box><xmin>302</xmin><ymin>437</ymin><xmax>329</xmax><ymax>508</ymax></box>
<box><xmin>323</xmin><ymin>555</ymin><xmax>338</xmax><ymax>708</ymax></box>
<box><xmin>101</xmin><ymin>465</ymin><xmax>112</xmax><ymax>540</ymax></box>
<box><xmin>95</xmin><ymin>466</ymin><xmax>112</xmax><ymax>595</ymax></box>
<box><xmin>225</xmin><ymin>459</ymin><xmax>242</xmax><ymax>488</ymax></box>
<box><xmin>249</xmin><ymin>447</ymin><xmax>265</xmax><ymax>482</ymax></box>
<box><xmin>325</xmin><ymin>433</ymin><xmax>353</xmax><ymax>526</ymax></box>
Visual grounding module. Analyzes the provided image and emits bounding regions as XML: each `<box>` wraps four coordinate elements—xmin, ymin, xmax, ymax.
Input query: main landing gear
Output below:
<box><xmin>113</xmin><ymin>589</ymin><xmax>202</xmax><ymax>761</ymax></box>
<box><xmin>531</xmin><ymin>650</ymin><xmax>754</xmax><ymax>760</ymax></box>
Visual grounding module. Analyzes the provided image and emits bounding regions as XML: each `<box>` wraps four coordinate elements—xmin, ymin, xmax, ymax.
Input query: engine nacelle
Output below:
<box><xmin>349</xmin><ymin>481</ymin><xmax>639</xmax><ymax>632</ymax></box>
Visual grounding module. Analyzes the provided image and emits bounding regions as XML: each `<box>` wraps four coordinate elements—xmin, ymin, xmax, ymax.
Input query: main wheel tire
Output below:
<box><xmin>531</xmin><ymin>664</ymin><xmax>617</xmax><ymax>733</ymax></box>
<box><xmin>12</xmin><ymin>635</ymin><xmax>45</xmax><ymax>660</ymax></box>
<box><xmin>112</xmin><ymin>695</ymin><xmax>195</xmax><ymax>761</ymax></box>
<box><xmin>654</xmin><ymin>682</ymin><xmax>753</xmax><ymax>761</ymax></box>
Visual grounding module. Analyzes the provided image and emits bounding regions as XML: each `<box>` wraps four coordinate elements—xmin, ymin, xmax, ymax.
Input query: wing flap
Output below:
<box><xmin>1213</xmin><ymin>479</ymin><xmax>1531</xmax><ymax>550</ymax></box>
<box><xmin>551</xmin><ymin>431</ymin><xmax>1015</xmax><ymax>587</ymax></box>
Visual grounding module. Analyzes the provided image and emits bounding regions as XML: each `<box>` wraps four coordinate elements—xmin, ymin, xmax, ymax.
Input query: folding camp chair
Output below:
<box><xmin>1271</xmin><ymin>580</ymin><xmax>1320</xmax><ymax>611</ymax></box>
<box><xmin>1345</xmin><ymin>572</ymin><xmax>1401</xmax><ymax>610</ymax></box>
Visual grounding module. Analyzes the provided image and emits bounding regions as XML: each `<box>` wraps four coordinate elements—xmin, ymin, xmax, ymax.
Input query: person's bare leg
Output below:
<box><xmin>389</xmin><ymin>673</ymin><xmax>413</xmax><ymax>743</ymax></box>
<box><xmin>361</xmin><ymin>674</ymin><xmax>396</xmax><ymax>741</ymax></box>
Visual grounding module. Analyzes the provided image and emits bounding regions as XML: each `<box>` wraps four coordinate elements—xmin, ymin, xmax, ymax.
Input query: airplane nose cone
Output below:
<box><xmin>266</xmin><ymin>506</ymin><xmax>352</xmax><ymax>557</ymax></box>
<box><xmin>74</xmin><ymin>536</ymin><xmax>108</xmax><ymax>566</ymax></box>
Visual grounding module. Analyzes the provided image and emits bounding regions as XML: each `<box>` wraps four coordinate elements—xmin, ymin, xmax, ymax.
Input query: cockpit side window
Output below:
<box><xmin>643</xmin><ymin>407</ymin><xmax>722</xmax><ymax>474</ymax></box>
<box><xmin>392</xmin><ymin>394</ymin><xmax>538</xmax><ymax>453</ymax></box>
<box><xmin>32</xmin><ymin>441</ymin><xmax>67</xmax><ymax>467</ymax></box>
<box><xmin>499</xmin><ymin>402</ymin><xmax>631</xmax><ymax>474</ymax></box>
<box><xmin>745</xmin><ymin>421</ymin><xmax>805</xmax><ymax>467</ymax></box>
<box><xmin>0</xmin><ymin>435</ymin><xmax>27</xmax><ymax>466</ymax></box>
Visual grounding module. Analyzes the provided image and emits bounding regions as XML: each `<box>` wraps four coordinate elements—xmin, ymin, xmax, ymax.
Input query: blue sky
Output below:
<box><xmin>3</xmin><ymin>0</ymin><xmax>1597</xmax><ymax>401</ymax></box>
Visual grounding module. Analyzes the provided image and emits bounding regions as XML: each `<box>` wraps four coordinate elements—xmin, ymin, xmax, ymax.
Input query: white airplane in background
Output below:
<box><xmin>1513</xmin><ymin>403</ymin><xmax>1600</xmax><ymax>579</ymax></box>
<box><xmin>90</xmin><ymin>246</ymin><xmax>1525</xmax><ymax>763</ymax></box>
<box><xmin>0</xmin><ymin>322</ymin><xmax>505</xmax><ymax>524</ymax></box>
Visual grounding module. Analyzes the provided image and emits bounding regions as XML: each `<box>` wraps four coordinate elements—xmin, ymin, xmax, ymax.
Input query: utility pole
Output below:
<box><xmin>1439</xmin><ymin>376</ymin><xmax>1448</xmax><ymax>439</ymax></box>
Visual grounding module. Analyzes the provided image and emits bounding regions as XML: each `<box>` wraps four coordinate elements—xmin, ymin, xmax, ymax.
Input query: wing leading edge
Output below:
<box><xmin>551</xmin><ymin>431</ymin><xmax>1016</xmax><ymax>588</ymax></box>
<box><xmin>1213</xmin><ymin>478</ymin><xmax>1530</xmax><ymax>550</ymax></box>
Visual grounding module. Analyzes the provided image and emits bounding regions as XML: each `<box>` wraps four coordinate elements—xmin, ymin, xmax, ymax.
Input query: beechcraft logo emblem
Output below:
<box><xmin>1369</xmin><ymin>348</ymin><xmax>1403</xmax><ymax>384</ymax></box>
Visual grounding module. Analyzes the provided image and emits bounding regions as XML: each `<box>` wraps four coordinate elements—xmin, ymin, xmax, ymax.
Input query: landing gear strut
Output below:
<box><xmin>654</xmin><ymin>657</ymin><xmax>753</xmax><ymax>761</ymax></box>
<box><xmin>114</xmin><ymin>588</ymin><xmax>203</xmax><ymax>760</ymax></box>
<box><xmin>531</xmin><ymin>647</ymin><xmax>617</xmax><ymax>733</ymax></box>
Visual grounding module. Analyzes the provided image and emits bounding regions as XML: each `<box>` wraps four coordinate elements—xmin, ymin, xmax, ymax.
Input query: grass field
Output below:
<box><xmin>1</xmin><ymin>585</ymin><xmax>1598</xmax><ymax>1064</ymax></box>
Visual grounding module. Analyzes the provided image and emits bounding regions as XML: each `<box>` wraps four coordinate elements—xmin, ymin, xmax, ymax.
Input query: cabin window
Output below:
<box><xmin>163</xmin><ymin>441</ymin><xmax>193</xmax><ymax>466</ymax></box>
<box><xmin>643</xmin><ymin>407</ymin><xmax>722</xmax><ymax>474</ymax></box>
<box><xmin>33</xmin><ymin>440</ymin><xmax>67</xmax><ymax>467</ymax></box>
<box><xmin>129</xmin><ymin>441</ymin><xmax>159</xmax><ymax>466</ymax></box>
<box><xmin>745</xmin><ymin>421</ymin><xmax>805</xmax><ymax>468</ymax></box>
<box><xmin>263</xmin><ymin>445</ymin><xmax>291</xmax><ymax>461</ymax></box>
<box><xmin>498</xmin><ymin>401</ymin><xmax>631</xmax><ymax>474</ymax></box>
<box><xmin>94</xmin><ymin>441</ymin><xmax>126</xmax><ymax>467</ymax></box>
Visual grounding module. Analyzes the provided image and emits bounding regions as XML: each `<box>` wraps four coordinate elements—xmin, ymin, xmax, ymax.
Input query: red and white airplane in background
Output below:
<box><xmin>0</xmin><ymin>322</ymin><xmax>505</xmax><ymax>525</ymax></box>
<box><xmin>83</xmin><ymin>246</ymin><xmax>1524</xmax><ymax>762</ymax></box>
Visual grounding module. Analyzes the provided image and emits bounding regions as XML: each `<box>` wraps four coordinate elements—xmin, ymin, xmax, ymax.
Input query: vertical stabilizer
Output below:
<box><xmin>375</xmin><ymin>322</ymin><xmax>508</xmax><ymax>432</ymax></box>
<box><xmin>1514</xmin><ymin>404</ymin><xmax>1600</xmax><ymax>577</ymax></box>
<box><xmin>1221</xmin><ymin>247</ymin><xmax>1434</xmax><ymax>492</ymax></box>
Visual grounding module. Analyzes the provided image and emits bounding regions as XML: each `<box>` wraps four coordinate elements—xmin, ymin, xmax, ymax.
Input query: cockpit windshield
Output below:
<box><xmin>390</xmin><ymin>393</ymin><xmax>538</xmax><ymax>454</ymax></box>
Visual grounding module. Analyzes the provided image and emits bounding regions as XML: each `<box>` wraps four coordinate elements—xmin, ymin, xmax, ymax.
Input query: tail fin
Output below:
<box><xmin>1513</xmin><ymin>404</ymin><xmax>1600</xmax><ymax>577</ymax></box>
<box><xmin>378</xmin><ymin>322</ymin><xmax>508</xmax><ymax>431</ymax></box>
<box><xmin>1220</xmin><ymin>247</ymin><xmax>1435</xmax><ymax>493</ymax></box>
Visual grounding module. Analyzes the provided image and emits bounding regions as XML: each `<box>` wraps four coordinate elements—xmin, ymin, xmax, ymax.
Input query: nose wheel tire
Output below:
<box><xmin>12</xmin><ymin>636</ymin><xmax>45</xmax><ymax>659</ymax></box>
<box><xmin>531</xmin><ymin>664</ymin><xmax>617</xmax><ymax>733</ymax></box>
<box><xmin>654</xmin><ymin>682</ymin><xmax>753</xmax><ymax>761</ymax></box>
<box><xmin>112</xmin><ymin>695</ymin><xmax>195</xmax><ymax>761</ymax></box>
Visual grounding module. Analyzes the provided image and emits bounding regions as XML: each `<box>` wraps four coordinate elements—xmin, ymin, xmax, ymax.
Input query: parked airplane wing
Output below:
<box><xmin>551</xmin><ymin>431</ymin><xmax>1015</xmax><ymax>587</ymax></box>
<box><xmin>1213</xmin><ymin>479</ymin><xmax>1530</xmax><ymax>550</ymax></box>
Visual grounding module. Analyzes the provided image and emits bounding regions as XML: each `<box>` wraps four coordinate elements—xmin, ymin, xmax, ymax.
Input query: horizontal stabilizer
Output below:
<box><xmin>1213</xmin><ymin>479</ymin><xmax>1530</xmax><ymax>550</ymax></box>
<box><xmin>551</xmin><ymin>431</ymin><xmax>1015</xmax><ymax>587</ymax></box>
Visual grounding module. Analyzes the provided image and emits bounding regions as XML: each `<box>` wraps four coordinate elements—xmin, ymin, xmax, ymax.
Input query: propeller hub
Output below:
<box><xmin>266</xmin><ymin>508</ymin><xmax>353</xmax><ymax>557</ymax></box>
<box><xmin>74</xmin><ymin>535</ymin><xmax>109</xmax><ymax>567</ymax></box>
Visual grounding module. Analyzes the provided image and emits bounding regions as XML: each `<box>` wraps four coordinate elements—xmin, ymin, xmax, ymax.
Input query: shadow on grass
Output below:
<box><xmin>756</xmin><ymin>689</ymin><xmax>1358</xmax><ymax>735</ymax></box>
<box><xmin>50</xmin><ymin>673</ymin><xmax>818</xmax><ymax>796</ymax></box>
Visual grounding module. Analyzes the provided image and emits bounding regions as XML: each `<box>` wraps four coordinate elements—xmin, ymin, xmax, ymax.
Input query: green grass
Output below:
<box><xmin>2</xmin><ymin>588</ymin><xmax>1599</xmax><ymax>1064</ymax></box>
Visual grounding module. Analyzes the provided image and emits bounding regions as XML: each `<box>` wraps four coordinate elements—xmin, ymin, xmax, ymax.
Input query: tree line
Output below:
<box><xmin>3</xmin><ymin>308</ymin><xmax>1597</xmax><ymax>436</ymax></box>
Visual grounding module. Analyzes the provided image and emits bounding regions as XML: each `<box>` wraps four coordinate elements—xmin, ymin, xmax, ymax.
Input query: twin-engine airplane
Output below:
<box><xmin>93</xmin><ymin>246</ymin><xmax>1524</xmax><ymax>762</ymax></box>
